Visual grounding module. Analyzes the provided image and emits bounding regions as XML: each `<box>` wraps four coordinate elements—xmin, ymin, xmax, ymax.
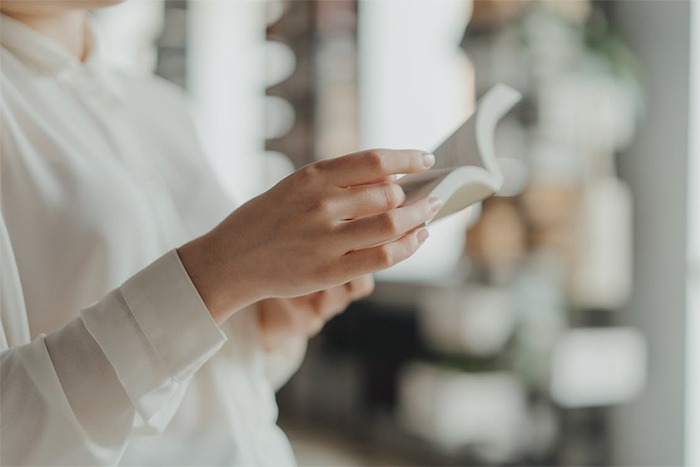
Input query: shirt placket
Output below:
<box><xmin>69</xmin><ymin>68</ymin><xmax>191</xmax><ymax>250</ymax></box>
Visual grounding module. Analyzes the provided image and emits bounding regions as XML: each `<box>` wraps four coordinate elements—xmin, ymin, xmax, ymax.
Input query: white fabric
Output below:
<box><xmin>0</xmin><ymin>14</ymin><xmax>300</xmax><ymax>466</ymax></box>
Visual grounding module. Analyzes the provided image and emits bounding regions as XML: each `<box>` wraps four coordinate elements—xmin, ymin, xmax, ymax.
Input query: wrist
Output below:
<box><xmin>177</xmin><ymin>232</ymin><xmax>263</xmax><ymax>325</ymax></box>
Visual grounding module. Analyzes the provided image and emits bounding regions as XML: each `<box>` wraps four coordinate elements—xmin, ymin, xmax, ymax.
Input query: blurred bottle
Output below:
<box><xmin>570</xmin><ymin>151</ymin><xmax>633</xmax><ymax>310</ymax></box>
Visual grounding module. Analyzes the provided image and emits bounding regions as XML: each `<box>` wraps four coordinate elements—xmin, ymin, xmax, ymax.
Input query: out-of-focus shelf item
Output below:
<box><xmin>265</xmin><ymin>0</ymin><xmax>316</xmax><ymax>169</ymax></box>
<box><xmin>397</xmin><ymin>363</ymin><xmax>528</xmax><ymax>464</ymax></box>
<box><xmin>419</xmin><ymin>285</ymin><xmax>515</xmax><ymax>357</ymax></box>
<box><xmin>265</xmin><ymin>0</ymin><xmax>359</xmax><ymax>169</ymax></box>
<box><xmin>571</xmin><ymin>175</ymin><xmax>633</xmax><ymax>310</ymax></box>
<box><xmin>550</xmin><ymin>327</ymin><xmax>647</xmax><ymax>408</ymax></box>
<box><xmin>281</xmin><ymin>420</ymin><xmax>422</xmax><ymax>467</ymax></box>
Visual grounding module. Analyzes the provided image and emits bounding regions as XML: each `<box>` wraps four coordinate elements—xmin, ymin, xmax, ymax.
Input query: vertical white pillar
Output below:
<box><xmin>359</xmin><ymin>0</ymin><xmax>473</xmax><ymax>150</ymax></box>
<box><xmin>187</xmin><ymin>0</ymin><xmax>266</xmax><ymax>202</ymax></box>
<box><xmin>686</xmin><ymin>1</ymin><xmax>700</xmax><ymax>465</ymax></box>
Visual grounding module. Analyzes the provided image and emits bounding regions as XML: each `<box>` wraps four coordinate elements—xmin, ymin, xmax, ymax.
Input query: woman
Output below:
<box><xmin>0</xmin><ymin>0</ymin><xmax>441</xmax><ymax>465</ymax></box>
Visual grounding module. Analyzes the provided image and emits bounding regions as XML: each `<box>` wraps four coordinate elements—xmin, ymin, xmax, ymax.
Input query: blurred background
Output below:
<box><xmin>96</xmin><ymin>0</ymin><xmax>698</xmax><ymax>465</ymax></box>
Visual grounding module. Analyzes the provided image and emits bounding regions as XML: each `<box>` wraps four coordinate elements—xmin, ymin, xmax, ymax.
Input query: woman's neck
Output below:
<box><xmin>3</xmin><ymin>10</ymin><xmax>88</xmax><ymax>61</ymax></box>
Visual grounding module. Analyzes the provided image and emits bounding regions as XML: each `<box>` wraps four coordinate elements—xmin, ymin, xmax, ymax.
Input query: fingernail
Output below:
<box><xmin>428</xmin><ymin>196</ymin><xmax>443</xmax><ymax>214</ymax></box>
<box><xmin>422</xmin><ymin>153</ymin><xmax>435</xmax><ymax>168</ymax></box>
<box><xmin>417</xmin><ymin>228</ymin><xmax>430</xmax><ymax>244</ymax></box>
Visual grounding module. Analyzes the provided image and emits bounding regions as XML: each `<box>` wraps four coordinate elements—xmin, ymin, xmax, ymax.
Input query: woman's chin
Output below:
<box><xmin>1</xmin><ymin>0</ymin><xmax>126</xmax><ymax>15</ymax></box>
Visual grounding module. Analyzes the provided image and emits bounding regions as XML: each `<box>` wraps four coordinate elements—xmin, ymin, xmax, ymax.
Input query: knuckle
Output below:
<box><xmin>297</xmin><ymin>164</ymin><xmax>321</xmax><ymax>184</ymax></box>
<box><xmin>381</xmin><ymin>183</ymin><xmax>403</xmax><ymax>208</ymax></box>
<box><xmin>312</xmin><ymin>198</ymin><xmax>334</xmax><ymax>218</ymax></box>
<box><xmin>374</xmin><ymin>245</ymin><xmax>395</xmax><ymax>268</ymax></box>
<box><xmin>378</xmin><ymin>212</ymin><xmax>400</xmax><ymax>235</ymax></box>
<box><xmin>352</xmin><ymin>276</ymin><xmax>374</xmax><ymax>298</ymax></box>
<box><xmin>364</xmin><ymin>150</ymin><xmax>386</xmax><ymax>173</ymax></box>
<box><xmin>407</xmin><ymin>233</ymin><xmax>422</xmax><ymax>255</ymax></box>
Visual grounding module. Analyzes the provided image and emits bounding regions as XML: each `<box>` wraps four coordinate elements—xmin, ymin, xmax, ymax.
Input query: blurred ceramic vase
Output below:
<box><xmin>550</xmin><ymin>327</ymin><xmax>647</xmax><ymax>407</ymax></box>
<box><xmin>570</xmin><ymin>175</ymin><xmax>633</xmax><ymax>310</ymax></box>
<box><xmin>466</xmin><ymin>197</ymin><xmax>527</xmax><ymax>279</ymax></box>
<box><xmin>418</xmin><ymin>286</ymin><xmax>515</xmax><ymax>357</ymax></box>
<box><xmin>396</xmin><ymin>362</ymin><xmax>527</xmax><ymax>463</ymax></box>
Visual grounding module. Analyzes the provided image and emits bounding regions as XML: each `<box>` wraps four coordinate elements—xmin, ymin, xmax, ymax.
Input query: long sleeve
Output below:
<box><xmin>130</xmin><ymin>85</ymin><xmax>310</xmax><ymax>394</ymax></box>
<box><xmin>0</xmin><ymin>215</ymin><xmax>227</xmax><ymax>466</ymax></box>
<box><xmin>0</xmin><ymin>13</ymin><xmax>300</xmax><ymax>464</ymax></box>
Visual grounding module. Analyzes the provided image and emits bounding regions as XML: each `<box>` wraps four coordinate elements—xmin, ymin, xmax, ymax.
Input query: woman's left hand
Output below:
<box><xmin>256</xmin><ymin>275</ymin><xmax>375</xmax><ymax>351</ymax></box>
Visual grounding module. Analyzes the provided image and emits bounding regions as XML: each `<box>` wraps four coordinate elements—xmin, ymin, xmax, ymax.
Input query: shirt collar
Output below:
<box><xmin>0</xmin><ymin>13</ymin><xmax>103</xmax><ymax>75</ymax></box>
<box><xmin>1</xmin><ymin>13</ymin><xmax>126</xmax><ymax>105</ymax></box>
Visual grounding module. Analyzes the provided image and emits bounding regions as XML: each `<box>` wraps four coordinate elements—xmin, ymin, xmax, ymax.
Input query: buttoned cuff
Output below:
<box><xmin>81</xmin><ymin>250</ymin><xmax>226</xmax><ymax>429</ymax></box>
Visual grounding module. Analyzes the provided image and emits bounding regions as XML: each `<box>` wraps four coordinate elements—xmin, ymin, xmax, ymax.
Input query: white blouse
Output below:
<box><xmin>0</xmin><ymin>14</ymin><xmax>301</xmax><ymax>466</ymax></box>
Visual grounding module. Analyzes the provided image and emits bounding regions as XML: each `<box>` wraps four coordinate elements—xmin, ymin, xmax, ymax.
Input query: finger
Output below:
<box><xmin>348</xmin><ymin>175</ymin><xmax>398</xmax><ymax>187</ymax></box>
<box><xmin>303</xmin><ymin>313</ymin><xmax>325</xmax><ymax>336</ymax></box>
<box><xmin>315</xmin><ymin>286</ymin><xmax>349</xmax><ymax>320</ymax></box>
<box><xmin>317</xmin><ymin>149</ymin><xmax>434</xmax><ymax>187</ymax></box>
<box><xmin>339</xmin><ymin>227</ymin><xmax>430</xmax><ymax>276</ymax></box>
<box><xmin>285</xmin><ymin>295</ymin><xmax>325</xmax><ymax>335</ymax></box>
<box><xmin>258</xmin><ymin>299</ymin><xmax>297</xmax><ymax>333</ymax></box>
<box><xmin>336</xmin><ymin>182</ymin><xmax>406</xmax><ymax>219</ymax></box>
<box><xmin>345</xmin><ymin>275</ymin><xmax>375</xmax><ymax>300</ymax></box>
<box><xmin>337</xmin><ymin>196</ymin><xmax>442</xmax><ymax>250</ymax></box>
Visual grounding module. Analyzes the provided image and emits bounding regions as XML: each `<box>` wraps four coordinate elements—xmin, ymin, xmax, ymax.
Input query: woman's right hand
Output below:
<box><xmin>178</xmin><ymin>149</ymin><xmax>441</xmax><ymax>324</ymax></box>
